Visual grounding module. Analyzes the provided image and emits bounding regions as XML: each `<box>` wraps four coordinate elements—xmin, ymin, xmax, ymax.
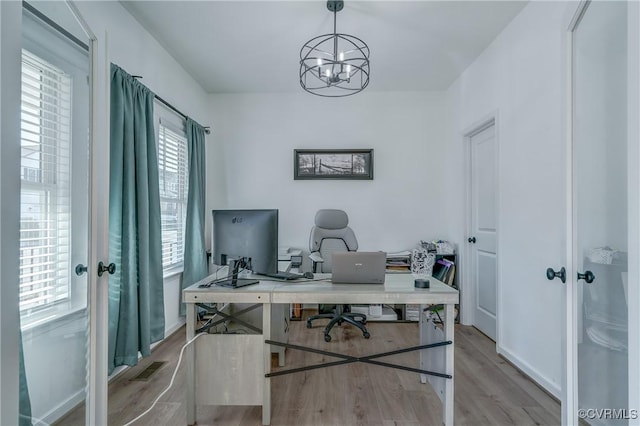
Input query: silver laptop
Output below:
<box><xmin>331</xmin><ymin>251</ymin><xmax>387</xmax><ymax>284</ymax></box>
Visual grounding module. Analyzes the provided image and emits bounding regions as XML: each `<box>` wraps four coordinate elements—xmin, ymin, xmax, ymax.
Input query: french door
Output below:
<box><xmin>18</xmin><ymin>2</ymin><xmax>109</xmax><ymax>424</ymax></box>
<box><xmin>564</xmin><ymin>2</ymin><xmax>632</xmax><ymax>424</ymax></box>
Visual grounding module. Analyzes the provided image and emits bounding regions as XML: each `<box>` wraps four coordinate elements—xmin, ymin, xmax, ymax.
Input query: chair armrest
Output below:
<box><xmin>309</xmin><ymin>251</ymin><xmax>324</xmax><ymax>264</ymax></box>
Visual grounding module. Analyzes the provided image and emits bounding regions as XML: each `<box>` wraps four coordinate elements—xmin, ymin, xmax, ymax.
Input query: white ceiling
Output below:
<box><xmin>121</xmin><ymin>1</ymin><xmax>527</xmax><ymax>94</ymax></box>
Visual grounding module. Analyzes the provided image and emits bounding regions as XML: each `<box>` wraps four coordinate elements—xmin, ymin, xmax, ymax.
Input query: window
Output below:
<box><xmin>19</xmin><ymin>50</ymin><xmax>72</xmax><ymax>313</ymax></box>
<box><xmin>157</xmin><ymin>119</ymin><xmax>189</xmax><ymax>272</ymax></box>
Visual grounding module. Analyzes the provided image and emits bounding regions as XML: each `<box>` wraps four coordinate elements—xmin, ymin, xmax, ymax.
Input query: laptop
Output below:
<box><xmin>331</xmin><ymin>251</ymin><xmax>387</xmax><ymax>284</ymax></box>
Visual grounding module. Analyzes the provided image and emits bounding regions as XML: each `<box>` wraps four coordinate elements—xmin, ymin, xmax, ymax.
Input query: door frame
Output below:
<box><xmin>0</xmin><ymin>1</ymin><xmax>24</xmax><ymax>423</ymax></box>
<box><xmin>563</xmin><ymin>3</ymin><xmax>584</xmax><ymax>423</ymax></box>
<box><xmin>0</xmin><ymin>2</ymin><xmax>109</xmax><ymax>423</ymax></box>
<box><xmin>628</xmin><ymin>2</ymin><xmax>640</xmax><ymax>421</ymax></box>
<box><xmin>462</xmin><ymin>111</ymin><xmax>501</xmax><ymax>347</ymax></box>
<box><xmin>564</xmin><ymin>1</ymin><xmax>640</xmax><ymax>424</ymax></box>
<box><xmin>65</xmin><ymin>0</ymin><xmax>110</xmax><ymax>423</ymax></box>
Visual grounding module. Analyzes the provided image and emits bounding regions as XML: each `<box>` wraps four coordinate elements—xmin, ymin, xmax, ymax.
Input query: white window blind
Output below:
<box><xmin>19</xmin><ymin>49</ymin><xmax>72</xmax><ymax>313</ymax></box>
<box><xmin>158</xmin><ymin>121</ymin><xmax>189</xmax><ymax>271</ymax></box>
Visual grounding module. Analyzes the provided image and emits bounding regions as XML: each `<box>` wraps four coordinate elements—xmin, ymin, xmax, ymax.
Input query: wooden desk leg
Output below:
<box><xmin>263</xmin><ymin>302</ymin><xmax>272</xmax><ymax>425</ymax></box>
<box><xmin>419</xmin><ymin>303</ymin><xmax>427</xmax><ymax>384</ymax></box>
<box><xmin>186</xmin><ymin>303</ymin><xmax>196</xmax><ymax>425</ymax></box>
<box><xmin>443</xmin><ymin>303</ymin><xmax>455</xmax><ymax>426</ymax></box>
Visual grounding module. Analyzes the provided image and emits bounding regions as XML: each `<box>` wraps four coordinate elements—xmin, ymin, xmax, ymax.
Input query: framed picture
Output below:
<box><xmin>294</xmin><ymin>149</ymin><xmax>374</xmax><ymax>180</ymax></box>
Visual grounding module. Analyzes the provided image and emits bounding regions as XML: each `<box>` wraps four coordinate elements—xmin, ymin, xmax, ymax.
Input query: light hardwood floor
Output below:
<box><xmin>57</xmin><ymin>313</ymin><xmax>560</xmax><ymax>425</ymax></box>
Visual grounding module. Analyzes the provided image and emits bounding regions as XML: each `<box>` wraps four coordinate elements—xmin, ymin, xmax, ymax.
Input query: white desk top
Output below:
<box><xmin>271</xmin><ymin>273</ymin><xmax>458</xmax><ymax>305</ymax></box>
<box><xmin>184</xmin><ymin>273</ymin><xmax>458</xmax><ymax>305</ymax></box>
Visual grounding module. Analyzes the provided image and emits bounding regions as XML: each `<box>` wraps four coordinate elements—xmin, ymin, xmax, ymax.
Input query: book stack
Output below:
<box><xmin>432</xmin><ymin>257</ymin><xmax>456</xmax><ymax>287</ymax></box>
<box><xmin>386</xmin><ymin>251</ymin><xmax>411</xmax><ymax>273</ymax></box>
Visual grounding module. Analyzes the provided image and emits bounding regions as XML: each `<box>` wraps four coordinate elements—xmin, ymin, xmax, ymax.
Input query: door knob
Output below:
<box><xmin>546</xmin><ymin>267</ymin><xmax>566</xmax><ymax>283</ymax></box>
<box><xmin>577</xmin><ymin>270</ymin><xmax>595</xmax><ymax>284</ymax></box>
<box><xmin>75</xmin><ymin>264</ymin><xmax>88</xmax><ymax>276</ymax></box>
<box><xmin>97</xmin><ymin>261</ymin><xmax>116</xmax><ymax>277</ymax></box>
<box><xmin>468</xmin><ymin>237</ymin><xmax>476</xmax><ymax>244</ymax></box>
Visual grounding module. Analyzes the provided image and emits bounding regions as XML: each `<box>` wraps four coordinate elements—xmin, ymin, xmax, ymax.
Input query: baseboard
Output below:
<box><xmin>497</xmin><ymin>344</ymin><xmax>561</xmax><ymax>400</ymax></box>
<box><xmin>47</xmin><ymin>320</ymin><xmax>188</xmax><ymax>424</ymax></box>
<box><xmin>38</xmin><ymin>391</ymin><xmax>84</xmax><ymax>425</ymax></box>
<box><xmin>108</xmin><ymin>319</ymin><xmax>187</xmax><ymax>380</ymax></box>
<box><xmin>158</xmin><ymin>317</ymin><xmax>186</xmax><ymax>345</ymax></box>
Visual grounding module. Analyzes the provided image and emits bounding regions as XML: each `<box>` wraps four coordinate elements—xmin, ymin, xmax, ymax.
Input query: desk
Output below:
<box><xmin>184</xmin><ymin>273</ymin><xmax>458</xmax><ymax>426</ymax></box>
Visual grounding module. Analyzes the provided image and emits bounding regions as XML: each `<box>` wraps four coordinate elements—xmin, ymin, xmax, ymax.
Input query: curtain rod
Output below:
<box><xmin>132</xmin><ymin>76</ymin><xmax>211</xmax><ymax>135</ymax></box>
<box><xmin>23</xmin><ymin>1</ymin><xmax>89</xmax><ymax>52</ymax></box>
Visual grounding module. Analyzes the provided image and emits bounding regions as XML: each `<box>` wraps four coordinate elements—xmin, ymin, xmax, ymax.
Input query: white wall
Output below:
<box><xmin>444</xmin><ymin>1</ymin><xmax>571</xmax><ymax>397</ymax></box>
<box><xmin>208</xmin><ymin>91</ymin><xmax>450</xmax><ymax>260</ymax></box>
<box><xmin>73</xmin><ymin>0</ymin><xmax>213</xmax><ymax>336</ymax></box>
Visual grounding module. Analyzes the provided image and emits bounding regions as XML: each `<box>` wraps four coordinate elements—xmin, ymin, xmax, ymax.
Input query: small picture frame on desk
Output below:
<box><xmin>294</xmin><ymin>149</ymin><xmax>374</xmax><ymax>180</ymax></box>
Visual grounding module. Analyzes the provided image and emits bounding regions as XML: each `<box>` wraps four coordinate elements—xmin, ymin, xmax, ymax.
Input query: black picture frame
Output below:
<box><xmin>294</xmin><ymin>149</ymin><xmax>374</xmax><ymax>180</ymax></box>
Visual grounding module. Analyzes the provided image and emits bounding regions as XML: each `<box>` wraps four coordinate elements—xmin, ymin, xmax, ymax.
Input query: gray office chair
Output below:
<box><xmin>306</xmin><ymin>209</ymin><xmax>370</xmax><ymax>342</ymax></box>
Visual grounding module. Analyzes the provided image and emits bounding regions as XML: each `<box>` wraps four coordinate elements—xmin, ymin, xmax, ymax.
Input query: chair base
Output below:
<box><xmin>306</xmin><ymin>306</ymin><xmax>370</xmax><ymax>342</ymax></box>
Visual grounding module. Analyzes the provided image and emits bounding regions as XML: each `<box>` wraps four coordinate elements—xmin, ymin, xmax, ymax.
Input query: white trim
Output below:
<box><xmin>0</xmin><ymin>2</ymin><xmax>24</xmax><ymax>424</ymax></box>
<box><xmin>627</xmin><ymin>1</ymin><xmax>640</xmax><ymax>423</ymax></box>
<box><xmin>563</xmin><ymin>2</ymin><xmax>586</xmax><ymax>425</ymax></box>
<box><xmin>161</xmin><ymin>317</ymin><xmax>186</xmax><ymax>342</ymax></box>
<box><xmin>163</xmin><ymin>266</ymin><xmax>184</xmax><ymax>280</ymax></box>
<box><xmin>39</xmin><ymin>391</ymin><xmax>84</xmax><ymax>426</ymax></box>
<box><xmin>68</xmin><ymin>0</ymin><xmax>111</xmax><ymax>421</ymax></box>
<box><xmin>461</xmin><ymin>128</ymin><xmax>473</xmax><ymax>326</ymax></box>
<box><xmin>498</xmin><ymin>345</ymin><xmax>562</xmax><ymax>400</ymax></box>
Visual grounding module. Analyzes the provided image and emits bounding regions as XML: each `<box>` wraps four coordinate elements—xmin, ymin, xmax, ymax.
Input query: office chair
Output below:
<box><xmin>306</xmin><ymin>209</ymin><xmax>370</xmax><ymax>342</ymax></box>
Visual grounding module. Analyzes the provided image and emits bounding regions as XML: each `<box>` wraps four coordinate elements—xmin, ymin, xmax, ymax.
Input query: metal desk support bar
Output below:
<box><xmin>195</xmin><ymin>303</ymin><xmax>263</xmax><ymax>334</ymax></box>
<box><xmin>264</xmin><ymin>339</ymin><xmax>453</xmax><ymax>379</ymax></box>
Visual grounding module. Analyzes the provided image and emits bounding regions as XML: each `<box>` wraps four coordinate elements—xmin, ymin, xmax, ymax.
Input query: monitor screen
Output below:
<box><xmin>211</xmin><ymin>209</ymin><xmax>278</xmax><ymax>275</ymax></box>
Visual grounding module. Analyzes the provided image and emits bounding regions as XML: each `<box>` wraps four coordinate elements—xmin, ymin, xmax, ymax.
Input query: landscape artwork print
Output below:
<box><xmin>294</xmin><ymin>149</ymin><xmax>373</xmax><ymax>180</ymax></box>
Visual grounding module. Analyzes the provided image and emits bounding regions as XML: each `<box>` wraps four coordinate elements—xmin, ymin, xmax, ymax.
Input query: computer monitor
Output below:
<box><xmin>211</xmin><ymin>209</ymin><xmax>278</xmax><ymax>287</ymax></box>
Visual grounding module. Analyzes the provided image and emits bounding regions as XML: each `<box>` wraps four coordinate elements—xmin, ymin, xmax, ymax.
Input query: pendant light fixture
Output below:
<box><xmin>299</xmin><ymin>0</ymin><xmax>370</xmax><ymax>97</ymax></box>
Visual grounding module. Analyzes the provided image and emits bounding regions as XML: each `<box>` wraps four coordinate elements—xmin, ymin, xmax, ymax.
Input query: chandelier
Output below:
<box><xmin>299</xmin><ymin>0</ymin><xmax>370</xmax><ymax>97</ymax></box>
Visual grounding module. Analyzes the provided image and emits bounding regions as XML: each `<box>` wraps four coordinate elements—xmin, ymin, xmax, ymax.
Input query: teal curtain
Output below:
<box><xmin>108</xmin><ymin>64</ymin><xmax>164</xmax><ymax>373</ymax></box>
<box><xmin>19</xmin><ymin>329</ymin><xmax>32</xmax><ymax>426</ymax></box>
<box><xmin>181</xmin><ymin>118</ymin><xmax>208</xmax><ymax>315</ymax></box>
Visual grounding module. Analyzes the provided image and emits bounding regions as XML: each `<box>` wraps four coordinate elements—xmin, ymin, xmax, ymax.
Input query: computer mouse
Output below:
<box><xmin>303</xmin><ymin>272</ymin><xmax>314</xmax><ymax>279</ymax></box>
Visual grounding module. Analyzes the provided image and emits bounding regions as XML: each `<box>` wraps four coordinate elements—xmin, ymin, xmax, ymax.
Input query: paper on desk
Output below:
<box><xmin>387</xmin><ymin>250</ymin><xmax>411</xmax><ymax>257</ymax></box>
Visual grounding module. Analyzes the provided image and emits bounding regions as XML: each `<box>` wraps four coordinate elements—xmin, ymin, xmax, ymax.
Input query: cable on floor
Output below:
<box><xmin>122</xmin><ymin>331</ymin><xmax>206</xmax><ymax>426</ymax></box>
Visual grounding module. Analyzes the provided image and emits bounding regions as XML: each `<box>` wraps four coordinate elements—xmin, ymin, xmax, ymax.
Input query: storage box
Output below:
<box><xmin>350</xmin><ymin>305</ymin><xmax>398</xmax><ymax>321</ymax></box>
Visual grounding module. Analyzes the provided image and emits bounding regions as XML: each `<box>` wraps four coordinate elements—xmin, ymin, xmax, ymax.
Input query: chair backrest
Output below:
<box><xmin>309</xmin><ymin>209</ymin><xmax>358</xmax><ymax>273</ymax></box>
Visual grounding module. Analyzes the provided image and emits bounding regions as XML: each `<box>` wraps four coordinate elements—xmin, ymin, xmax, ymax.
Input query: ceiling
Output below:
<box><xmin>121</xmin><ymin>1</ymin><xmax>527</xmax><ymax>94</ymax></box>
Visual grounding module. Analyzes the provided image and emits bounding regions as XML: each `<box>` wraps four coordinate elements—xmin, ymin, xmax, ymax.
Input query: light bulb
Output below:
<box><xmin>346</xmin><ymin>64</ymin><xmax>352</xmax><ymax>76</ymax></box>
<box><xmin>325</xmin><ymin>69</ymin><xmax>331</xmax><ymax>78</ymax></box>
<box><xmin>339</xmin><ymin>52</ymin><xmax>344</xmax><ymax>62</ymax></box>
<box><xmin>317</xmin><ymin>58</ymin><xmax>323</xmax><ymax>67</ymax></box>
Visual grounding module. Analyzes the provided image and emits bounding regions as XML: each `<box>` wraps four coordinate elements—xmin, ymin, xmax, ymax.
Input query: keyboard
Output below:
<box><xmin>265</xmin><ymin>270</ymin><xmax>304</xmax><ymax>280</ymax></box>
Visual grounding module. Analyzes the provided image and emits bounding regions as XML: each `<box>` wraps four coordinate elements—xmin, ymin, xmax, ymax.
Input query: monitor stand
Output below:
<box><xmin>216</xmin><ymin>278</ymin><xmax>259</xmax><ymax>288</ymax></box>
<box><xmin>219</xmin><ymin>257</ymin><xmax>259</xmax><ymax>288</ymax></box>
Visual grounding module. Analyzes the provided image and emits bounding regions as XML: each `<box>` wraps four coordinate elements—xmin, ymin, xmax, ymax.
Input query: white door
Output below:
<box><xmin>18</xmin><ymin>3</ymin><xmax>108</xmax><ymax>425</ymax></box>
<box><xmin>468</xmin><ymin>122</ymin><xmax>498</xmax><ymax>341</ymax></box>
<box><xmin>563</xmin><ymin>2</ymin><xmax>631</xmax><ymax>424</ymax></box>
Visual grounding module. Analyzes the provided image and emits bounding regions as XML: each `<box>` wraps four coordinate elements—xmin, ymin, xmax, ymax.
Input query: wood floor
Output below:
<box><xmin>57</xmin><ymin>314</ymin><xmax>560</xmax><ymax>426</ymax></box>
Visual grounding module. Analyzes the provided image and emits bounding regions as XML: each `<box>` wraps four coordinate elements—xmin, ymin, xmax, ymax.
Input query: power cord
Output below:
<box><xmin>122</xmin><ymin>332</ymin><xmax>206</xmax><ymax>426</ymax></box>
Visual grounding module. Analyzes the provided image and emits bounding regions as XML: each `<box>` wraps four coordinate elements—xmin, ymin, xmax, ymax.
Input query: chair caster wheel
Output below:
<box><xmin>306</xmin><ymin>321</ymin><xmax>312</xmax><ymax>329</ymax></box>
<box><xmin>324</xmin><ymin>334</ymin><xmax>332</xmax><ymax>342</ymax></box>
<box><xmin>363</xmin><ymin>332</ymin><xmax>370</xmax><ymax>339</ymax></box>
